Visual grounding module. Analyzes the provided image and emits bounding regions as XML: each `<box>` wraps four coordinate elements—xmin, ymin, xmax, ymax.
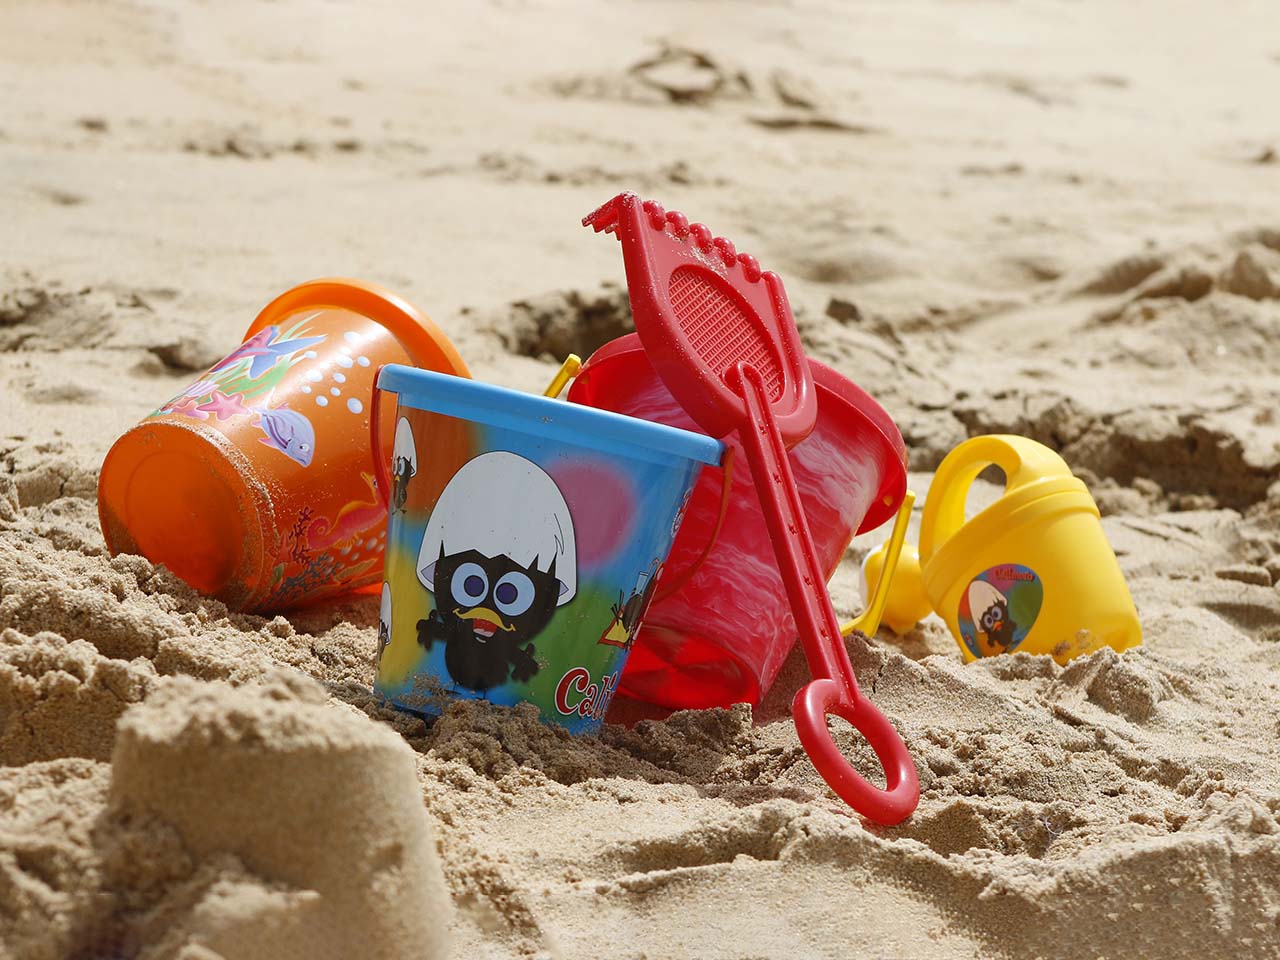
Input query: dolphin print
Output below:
<box><xmin>211</xmin><ymin>325</ymin><xmax>326</xmax><ymax>380</ymax></box>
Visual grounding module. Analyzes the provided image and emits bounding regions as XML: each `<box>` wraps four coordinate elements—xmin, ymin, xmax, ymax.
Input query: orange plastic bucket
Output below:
<box><xmin>98</xmin><ymin>278</ymin><xmax>469</xmax><ymax>611</ymax></box>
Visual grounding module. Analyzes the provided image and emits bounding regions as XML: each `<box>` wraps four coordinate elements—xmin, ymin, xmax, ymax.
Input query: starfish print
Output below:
<box><xmin>167</xmin><ymin>395</ymin><xmax>210</xmax><ymax>419</ymax></box>
<box><xmin>197</xmin><ymin>389</ymin><xmax>251</xmax><ymax>421</ymax></box>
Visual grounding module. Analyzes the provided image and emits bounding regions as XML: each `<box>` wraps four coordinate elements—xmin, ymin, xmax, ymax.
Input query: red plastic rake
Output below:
<box><xmin>585</xmin><ymin>192</ymin><xmax>919</xmax><ymax>825</ymax></box>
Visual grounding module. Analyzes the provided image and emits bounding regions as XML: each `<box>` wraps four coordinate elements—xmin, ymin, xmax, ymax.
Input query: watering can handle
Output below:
<box><xmin>841</xmin><ymin>490</ymin><xmax>915</xmax><ymax>638</ymax></box>
<box><xmin>917</xmin><ymin>435</ymin><xmax>1071</xmax><ymax>566</ymax></box>
<box><xmin>543</xmin><ymin>355</ymin><xmax>582</xmax><ymax>398</ymax></box>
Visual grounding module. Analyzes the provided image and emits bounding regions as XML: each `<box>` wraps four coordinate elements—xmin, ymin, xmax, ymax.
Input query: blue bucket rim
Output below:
<box><xmin>376</xmin><ymin>364</ymin><xmax>724</xmax><ymax>468</ymax></box>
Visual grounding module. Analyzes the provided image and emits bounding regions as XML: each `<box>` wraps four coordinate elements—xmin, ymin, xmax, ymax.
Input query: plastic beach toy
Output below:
<box><xmin>568</xmin><ymin>334</ymin><xmax>911</xmax><ymax>710</ymax></box>
<box><xmin>369</xmin><ymin>364</ymin><xmax>723</xmax><ymax>733</ymax></box>
<box><xmin>870</xmin><ymin>434</ymin><xmax>1142</xmax><ymax>663</ymax></box>
<box><xmin>98</xmin><ymin>279</ymin><xmax>468</xmax><ymax>611</ymax></box>
<box><xmin>584</xmin><ymin>192</ymin><xmax>919</xmax><ymax>826</ymax></box>
<box><xmin>861</xmin><ymin>538</ymin><xmax>932</xmax><ymax>636</ymax></box>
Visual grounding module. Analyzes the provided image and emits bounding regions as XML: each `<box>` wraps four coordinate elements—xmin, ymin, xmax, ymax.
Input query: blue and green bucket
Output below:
<box><xmin>372</xmin><ymin>365</ymin><xmax>723</xmax><ymax>733</ymax></box>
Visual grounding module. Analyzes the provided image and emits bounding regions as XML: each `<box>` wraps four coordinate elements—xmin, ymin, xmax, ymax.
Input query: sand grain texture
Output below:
<box><xmin>3</xmin><ymin>1</ymin><xmax>1280</xmax><ymax>958</ymax></box>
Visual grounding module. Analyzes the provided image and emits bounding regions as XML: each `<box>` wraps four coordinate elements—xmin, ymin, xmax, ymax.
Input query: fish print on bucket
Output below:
<box><xmin>209</xmin><ymin>325</ymin><xmax>326</xmax><ymax>379</ymax></box>
<box><xmin>254</xmin><ymin>406</ymin><xmax>316</xmax><ymax>467</ymax></box>
<box><xmin>155</xmin><ymin>318</ymin><xmax>323</xmax><ymax>468</ymax></box>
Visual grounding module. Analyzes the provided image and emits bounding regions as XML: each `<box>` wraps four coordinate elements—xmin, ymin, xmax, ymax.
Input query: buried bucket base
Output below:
<box><xmin>98</xmin><ymin>420</ymin><xmax>272</xmax><ymax>609</ymax></box>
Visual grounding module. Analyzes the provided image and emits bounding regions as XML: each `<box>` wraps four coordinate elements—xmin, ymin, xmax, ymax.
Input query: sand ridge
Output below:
<box><xmin>3</xmin><ymin>0</ymin><xmax>1280</xmax><ymax>957</ymax></box>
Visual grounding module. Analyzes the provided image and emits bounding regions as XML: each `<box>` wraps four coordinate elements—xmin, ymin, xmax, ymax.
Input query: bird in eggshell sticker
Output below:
<box><xmin>391</xmin><ymin>417</ymin><xmax>418</xmax><ymax>512</ymax></box>
<box><xmin>958</xmin><ymin>564</ymin><xmax>1044</xmax><ymax>657</ymax></box>
<box><xmin>414</xmin><ymin>451</ymin><xmax>577</xmax><ymax>691</ymax></box>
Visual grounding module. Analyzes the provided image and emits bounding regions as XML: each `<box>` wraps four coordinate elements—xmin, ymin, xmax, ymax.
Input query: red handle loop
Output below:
<box><xmin>369</xmin><ymin>364</ymin><xmax>392</xmax><ymax>509</ymax></box>
<box><xmin>793</xmin><ymin>678</ymin><xmax>920</xmax><ymax>826</ymax></box>
<box><xmin>732</xmin><ymin>361</ymin><xmax>919</xmax><ymax>825</ymax></box>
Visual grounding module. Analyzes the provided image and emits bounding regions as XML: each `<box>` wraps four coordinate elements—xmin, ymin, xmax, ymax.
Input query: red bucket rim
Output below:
<box><xmin>576</xmin><ymin>334</ymin><xmax>908</xmax><ymax>533</ymax></box>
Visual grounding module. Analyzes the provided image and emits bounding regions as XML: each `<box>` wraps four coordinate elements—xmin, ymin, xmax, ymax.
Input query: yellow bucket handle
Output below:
<box><xmin>841</xmin><ymin>490</ymin><xmax>915</xmax><ymax>638</ymax></box>
<box><xmin>543</xmin><ymin>354</ymin><xmax>582</xmax><ymax>398</ymax></box>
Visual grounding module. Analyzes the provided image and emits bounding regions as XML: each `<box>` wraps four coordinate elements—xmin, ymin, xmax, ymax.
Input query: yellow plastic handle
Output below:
<box><xmin>841</xmin><ymin>490</ymin><xmax>915</xmax><ymax>638</ymax></box>
<box><xmin>543</xmin><ymin>354</ymin><xmax>582</xmax><ymax>398</ymax></box>
<box><xmin>917</xmin><ymin>435</ymin><xmax>1070</xmax><ymax>566</ymax></box>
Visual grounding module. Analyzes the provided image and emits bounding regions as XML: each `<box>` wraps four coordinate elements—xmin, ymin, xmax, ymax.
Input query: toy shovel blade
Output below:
<box><xmin>584</xmin><ymin>192</ymin><xmax>816</xmax><ymax>445</ymax></box>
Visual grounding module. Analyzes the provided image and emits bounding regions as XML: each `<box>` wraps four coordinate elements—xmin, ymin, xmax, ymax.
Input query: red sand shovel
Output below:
<box><xmin>584</xmin><ymin>193</ymin><xmax>919</xmax><ymax>825</ymax></box>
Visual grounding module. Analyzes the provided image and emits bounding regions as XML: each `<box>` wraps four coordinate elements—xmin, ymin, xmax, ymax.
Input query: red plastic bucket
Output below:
<box><xmin>567</xmin><ymin>334</ymin><xmax>907</xmax><ymax>709</ymax></box>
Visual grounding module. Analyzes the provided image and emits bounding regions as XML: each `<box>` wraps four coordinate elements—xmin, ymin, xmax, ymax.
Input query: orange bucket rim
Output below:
<box><xmin>244</xmin><ymin>277</ymin><xmax>470</xmax><ymax>379</ymax></box>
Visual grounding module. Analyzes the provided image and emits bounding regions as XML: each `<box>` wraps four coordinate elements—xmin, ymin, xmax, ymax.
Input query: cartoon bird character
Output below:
<box><xmin>600</xmin><ymin>559</ymin><xmax>662</xmax><ymax>648</ymax></box>
<box><xmin>377</xmin><ymin>582</ymin><xmax>392</xmax><ymax>664</ymax></box>
<box><xmin>415</xmin><ymin>452</ymin><xmax>577</xmax><ymax>691</ymax></box>
<box><xmin>391</xmin><ymin>417</ymin><xmax>418</xmax><ymax>512</ymax></box>
<box><xmin>968</xmin><ymin>579</ymin><xmax>1018</xmax><ymax>652</ymax></box>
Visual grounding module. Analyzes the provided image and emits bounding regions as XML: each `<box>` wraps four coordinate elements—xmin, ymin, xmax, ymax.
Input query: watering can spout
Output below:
<box><xmin>845</xmin><ymin>492</ymin><xmax>933</xmax><ymax>637</ymax></box>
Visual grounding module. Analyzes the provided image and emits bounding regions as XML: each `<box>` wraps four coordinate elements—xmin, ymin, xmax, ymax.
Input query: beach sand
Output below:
<box><xmin>2</xmin><ymin>1</ymin><xmax>1279</xmax><ymax>957</ymax></box>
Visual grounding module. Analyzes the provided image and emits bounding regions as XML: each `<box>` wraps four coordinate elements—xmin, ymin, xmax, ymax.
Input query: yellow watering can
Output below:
<box><xmin>861</xmin><ymin>435</ymin><xmax>1141</xmax><ymax>664</ymax></box>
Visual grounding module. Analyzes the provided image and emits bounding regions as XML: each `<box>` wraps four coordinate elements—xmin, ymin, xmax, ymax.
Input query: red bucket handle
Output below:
<box><xmin>370</xmin><ymin>365</ymin><xmax>393</xmax><ymax>508</ymax></box>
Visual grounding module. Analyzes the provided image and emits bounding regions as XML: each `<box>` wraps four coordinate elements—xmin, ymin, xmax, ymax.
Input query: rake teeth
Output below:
<box><xmin>583</xmin><ymin>192</ymin><xmax>764</xmax><ymax>284</ymax></box>
<box><xmin>582</xmin><ymin>191</ymin><xmax>638</xmax><ymax>233</ymax></box>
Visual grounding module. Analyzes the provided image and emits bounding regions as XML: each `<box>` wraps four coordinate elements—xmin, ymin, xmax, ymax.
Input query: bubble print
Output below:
<box><xmin>330</xmin><ymin>387</ymin><xmax>340</xmax><ymax>397</ymax></box>
<box><xmin>303</xmin><ymin>350</ymin><xmax>318</xmax><ymax>359</ymax></box>
<box><xmin>333</xmin><ymin>372</ymin><xmax>346</xmax><ymax>383</ymax></box>
<box><xmin>301</xmin><ymin>385</ymin><xmax>312</xmax><ymax>394</ymax></box>
<box><xmin>336</xmin><ymin>355</ymin><xmax>354</xmax><ymax>369</ymax></box>
<box><xmin>357</xmin><ymin>356</ymin><xmax>370</xmax><ymax>367</ymax></box>
<box><xmin>316</xmin><ymin>396</ymin><xmax>329</xmax><ymax>407</ymax></box>
<box><xmin>306</xmin><ymin>370</ymin><xmax>323</xmax><ymax>382</ymax></box>
<box><xmin>344</xmin><ymin>332</ymin><xmax>363</xmax><ymax>345</ymax></box>
<box><xmin>347</xmin><ymin>398</ymin><xmax>363</xmax><ymax>414</ymax></box>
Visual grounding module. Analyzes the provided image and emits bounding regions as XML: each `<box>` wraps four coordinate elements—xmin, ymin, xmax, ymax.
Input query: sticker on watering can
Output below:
<box><xmin>958</xmin><ymin>564</ymin><xmax>1044</xmax><ymax>658</ymax></box>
